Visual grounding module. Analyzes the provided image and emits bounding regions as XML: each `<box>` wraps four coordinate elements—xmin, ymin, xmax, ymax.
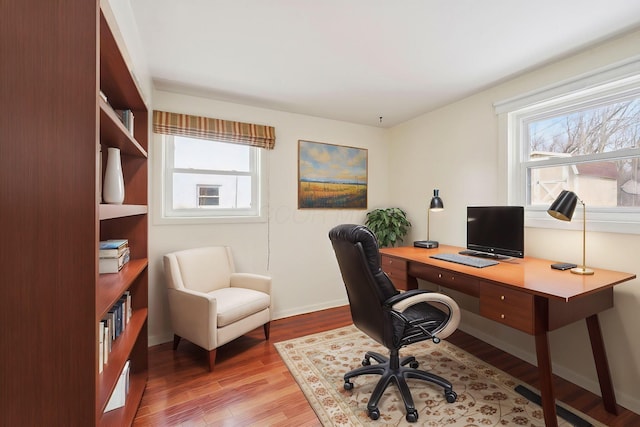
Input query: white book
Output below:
<box><xmin>98</xmin><ymin>321</ymin><xmax>104</xmax><ymax>373</ymax></box>
<box><xmin>103</xmin><ymin>324</ymin><xmax>110</xmax><ymax>365</ymax></box>
<box><xmin>99</xmin><ymin>239</ymin><xmax>129</xmax><ymax>258</ymax></box>
<box><xmin>99</xmin><ymin>248</ymin><xmax>130</xmax><ymax>274</ymax></box>
<box><xmin>104</xmin><ymin>360</ymin><xmax>130</xmax><ymax>412</ymax></box>
<box><xmin>125</xmin><ymin>291</ymin><xmax>132</xmax><ymax>323</ymax></box>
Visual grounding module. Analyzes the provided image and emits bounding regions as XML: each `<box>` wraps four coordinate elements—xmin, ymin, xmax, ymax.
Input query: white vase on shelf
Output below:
<box><xmin>103</xmin><ymin>147</ymin><xmax>125</xmax><ymax>204</ymax></box>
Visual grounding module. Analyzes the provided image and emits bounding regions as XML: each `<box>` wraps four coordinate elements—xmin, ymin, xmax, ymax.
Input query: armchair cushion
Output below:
<box><xmin>212</xmin><ymin>287</ymin><xmax>271</xmax><ymax>328</ymax></box>
<box><xmin>170</xmin><ymin>246</ymin><xmax>234</xmax><ymax>293</ymax></box>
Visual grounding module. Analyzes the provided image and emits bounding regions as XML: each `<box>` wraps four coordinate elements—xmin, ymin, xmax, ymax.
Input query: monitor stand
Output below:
<box><xmin>459</xmin><ymin>249</ymin><xmax>510</xmax><ymax>260</ymax></box>
<box><xmin>414</xmin><ymin>240</ymin><xmax>439</xmax><ymax>249</ymax></box>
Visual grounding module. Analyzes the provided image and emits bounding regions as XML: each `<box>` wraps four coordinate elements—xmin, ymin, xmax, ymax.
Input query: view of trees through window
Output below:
<box><xmin>525</xmin><ymin>97</ymin><xmax>640</xmax><ymax>208</ymax></box>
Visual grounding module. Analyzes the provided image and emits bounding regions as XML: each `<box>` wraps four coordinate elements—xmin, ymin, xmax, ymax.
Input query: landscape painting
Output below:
<box><xmin>298</xmin><ymin>140</ymin><xmax>368</xmax><ymax>209</ymax></box>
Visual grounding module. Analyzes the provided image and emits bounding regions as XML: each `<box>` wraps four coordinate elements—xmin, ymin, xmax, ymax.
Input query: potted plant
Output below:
<box><xmin>365</xmin><ymin>207</ymin><xmax>412</xmax><ymax>247</ymax></box>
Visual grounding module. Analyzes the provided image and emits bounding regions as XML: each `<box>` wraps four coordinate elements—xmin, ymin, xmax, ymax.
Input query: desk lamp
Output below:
<box><xmin>414</xmin><ymin>189</ymin><xmax>444</xmax><ymax>249</ymax></box>
<box><xmin>547</xmin><ymin>190</ymin><xmax>594</xmax><ymax>275</ymax></box>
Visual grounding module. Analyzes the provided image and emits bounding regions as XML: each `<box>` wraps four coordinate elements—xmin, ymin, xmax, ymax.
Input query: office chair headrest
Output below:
<box><xmin>328</xmin><ymin>224</ymin><xmax>380</xmax><ymax>270</ymax></box>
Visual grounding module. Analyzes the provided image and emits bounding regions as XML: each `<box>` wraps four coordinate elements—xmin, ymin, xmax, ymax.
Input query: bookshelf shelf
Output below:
<box><xmin>97</xmin><ymin>259</ymin><xmax>149</xmax><ymax>317</ymax></box>
<box><xmin>100</xmin><ymin>99</ymin><xmax>148</xmax><ymax>158</ymax></box>
<box><xmin>99</xmin><ymin>204</ymin><xmax>148</xmax><ymax>220</ymax></box>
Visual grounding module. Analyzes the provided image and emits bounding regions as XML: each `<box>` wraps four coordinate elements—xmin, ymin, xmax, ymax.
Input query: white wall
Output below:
<box><xmin>388</xmin><ymin>29</ymin><xmax>640</xmax><ymax>413</ymax></box>
<box><xmin>110</xmin><ymin>2</ymin><xmax>640</xmax><ymax>413</ymax></box>
<box><xmin>148</xmin><ymin>90</ymin><xmax>389</xmax><ymax>345</ymax></box>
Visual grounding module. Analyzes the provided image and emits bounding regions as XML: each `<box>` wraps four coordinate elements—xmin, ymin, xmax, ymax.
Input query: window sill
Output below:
<box><xmin>526</xmin><ymin>208</ymin><xmax>640</xmax><ymax>235</ymax></box>
<box><xmin>152</xmin><ymin>213</ymin><xmax>266</xmax><ymax>226</ymax></box>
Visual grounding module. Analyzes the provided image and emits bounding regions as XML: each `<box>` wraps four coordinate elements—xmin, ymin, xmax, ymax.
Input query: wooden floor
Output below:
<box><xmin>133</xmin><ymin>306</ymin><xmax>640</xmax><ymax>426</ymax></box>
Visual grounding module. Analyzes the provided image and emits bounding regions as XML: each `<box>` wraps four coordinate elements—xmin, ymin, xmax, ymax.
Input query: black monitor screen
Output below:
<box><xmin>466</xmin><ymin>206</ymin><xmax>524</xmax><ymax>258</ymax></box>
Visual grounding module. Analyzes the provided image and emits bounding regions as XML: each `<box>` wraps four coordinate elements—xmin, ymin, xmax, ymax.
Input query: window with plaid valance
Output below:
<box><xmin>152</xmin><ymin>110</ymin><xmax>276</xmax><ymax>149</ymax></box>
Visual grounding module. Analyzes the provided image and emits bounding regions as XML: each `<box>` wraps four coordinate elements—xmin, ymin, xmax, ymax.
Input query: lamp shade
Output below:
<box><xmin>430</xmin><ymin>189</ymin><xmax>444</xmax><ymax>211</ymax></box>
<box><xmin>547</xmin><ymin>190</ymin><xmax>578</xmax><ymax>221</ymax></box>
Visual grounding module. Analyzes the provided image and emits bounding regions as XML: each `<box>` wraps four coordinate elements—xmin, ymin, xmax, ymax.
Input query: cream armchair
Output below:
<box><xmin>163</xmin><ymin>246</ymin><xmax>272</xmax><ymax>371</ymax></box>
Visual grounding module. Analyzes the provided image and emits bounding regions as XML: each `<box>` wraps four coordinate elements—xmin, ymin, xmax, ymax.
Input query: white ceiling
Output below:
<box><xmin>130</xmin><ymin>0</ymin><xmax>640</xmax><ymax>127</ymax></box>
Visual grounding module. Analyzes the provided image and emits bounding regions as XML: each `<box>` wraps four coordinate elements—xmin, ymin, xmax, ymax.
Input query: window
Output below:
<box><xmin>499</xmin><ymin>60</ymin><xmax>640</xmax><ymax>233</ymax></box>
<box><xmin>197</xmin><ymin>185</ymin><xmax>220</xmax><ymax>206</ymax></box>
<box><xmin>163</xmin><ymin>135</ymin><xmax>263</xmax><ymax>219</ymax></box>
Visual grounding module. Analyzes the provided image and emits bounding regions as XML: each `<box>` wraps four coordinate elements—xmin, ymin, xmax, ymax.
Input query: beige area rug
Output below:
<box><xmin>275</xmin><ymin>325</ymin><xmax>604</xmax><ymax>426</ymax></box>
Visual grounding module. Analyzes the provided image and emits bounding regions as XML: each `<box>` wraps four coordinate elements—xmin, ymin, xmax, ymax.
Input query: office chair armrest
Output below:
<box><xmin>384</xmin><ymin>289</ymin><xmax>428</xmax><ymax>306</ymax></box>
<box><xmin>389</xmin><ymin>291</ymin><xmax>461</xmax><ymax>340</ymax></box>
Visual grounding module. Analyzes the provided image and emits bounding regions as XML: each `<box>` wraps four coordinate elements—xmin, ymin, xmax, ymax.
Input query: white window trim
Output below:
<box><xmin>153</xmin><ymin>134</ymin><xmax>268</xmax><ymax>225</ymax></box>
<box><xmin>496</xmin><ymin>56</ymin><xmax>640</xmax><ymax>235</ymax></box>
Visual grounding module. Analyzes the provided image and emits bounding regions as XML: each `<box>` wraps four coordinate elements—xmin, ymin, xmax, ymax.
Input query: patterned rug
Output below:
<box><xmin>275</xmin><ymin>325</ymin><xmax>604</xmax><ymax>426</ymax></box>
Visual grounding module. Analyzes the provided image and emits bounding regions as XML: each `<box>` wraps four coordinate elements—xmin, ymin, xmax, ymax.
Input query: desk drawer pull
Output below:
<box><xmin>438</xmin><ymin>273</ymin><xmax>442</xmax><ymax>278</ymax></box>
<box><xmin>501</xmin><ymin>295</ymin><xmax>505</xmax><ymax>301</ymax></box>
<box><xmin>501</xmin><ymin>314</ymin><xmax>505</xmax><ymax>319</ymax></box>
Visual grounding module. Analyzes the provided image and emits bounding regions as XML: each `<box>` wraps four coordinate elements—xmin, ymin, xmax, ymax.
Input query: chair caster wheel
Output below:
<box><xmin>362</xmin><ymin>358</ymin><xmax>371</xmax><ymax>366</ymax></box>
<box><xmin>409</xmin><ymin>361</ymin><xmax>419</xmax><ymax>369</ymax></box>
<box><xmin>368</xmin><ymin>408</ymin><xmax>380</xmax><ymax>420</ymax></box>
<box><xmin>344</xmin><ymin>381</ymin><xmax>354</xmax><ymax>390</ymax></box>
<box><xmin>406</xmin><ymin>409</ymin><xmax>419</xmax><ymax>422</ymax></box>
<box><xmin>445</xmin><ymin>390</ymin><xmax>457</xmax><ymax>403</ymax></box>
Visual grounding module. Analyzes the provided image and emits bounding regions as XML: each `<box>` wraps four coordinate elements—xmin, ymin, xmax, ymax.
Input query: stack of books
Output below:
<box><xmin>99</xmin><ymin>239</ymin><xmax>130</xmax><ymax>274</ymax></box>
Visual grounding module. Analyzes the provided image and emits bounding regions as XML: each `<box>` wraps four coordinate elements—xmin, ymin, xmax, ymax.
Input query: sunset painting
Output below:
<box><xmin>298</xmin><ymin>140</ymin><xmax>367</xmax><ymax>209</ymax></box>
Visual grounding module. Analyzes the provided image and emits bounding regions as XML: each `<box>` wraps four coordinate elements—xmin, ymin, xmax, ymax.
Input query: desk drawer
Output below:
<box><xmin>380</xmin><ymin>255</ymin><xmax>409</xmax><ymax>290</ymax></box>
<box><xmin>409</xmin><ymin>264</ymin><xmax>479</xmax><ymax>297</ymax></box>
<box><xmin>480</xmin><ymin>284</ymin><xmax>535</xmax><ymax>334</ymax></box>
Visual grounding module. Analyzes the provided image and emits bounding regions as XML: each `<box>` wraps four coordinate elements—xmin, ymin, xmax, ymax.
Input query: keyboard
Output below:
<box><xmin>429</xmin><ymin>253</ymin><xmax>499</xmax><ymax>268</ymax></box>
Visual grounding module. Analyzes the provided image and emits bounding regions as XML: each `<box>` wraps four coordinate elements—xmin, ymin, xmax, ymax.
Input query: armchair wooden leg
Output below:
<box><xmin>173</xmin><ymin>334</ymin><xmax>181</xmax><ymax>350</ymax></box>
<box><xmin>264</xmin><ymin>322</ymin><xmax>271</xmax><ymax>340</ymax></box>
<box><xmin>208</xmin><ymin>349</ymin><xmax>217</xmax><ymax>371</ymax></box>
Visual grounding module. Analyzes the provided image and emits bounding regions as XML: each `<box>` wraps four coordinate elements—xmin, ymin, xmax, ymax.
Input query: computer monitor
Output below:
<box><xmin>466</xmin><ymin>206</ymin><xmax>524</xmax><ymax>259</ymax></box>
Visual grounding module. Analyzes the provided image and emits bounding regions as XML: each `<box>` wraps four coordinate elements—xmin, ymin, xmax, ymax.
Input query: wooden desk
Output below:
<box><xmin>380</xmin><ymin>244</ymin><xmax>635</xmax><ymax>427</ymax></box>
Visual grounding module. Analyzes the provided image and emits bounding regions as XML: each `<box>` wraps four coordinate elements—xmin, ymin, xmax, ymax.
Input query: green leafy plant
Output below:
<box><xmin>365</xmin><ymin>207</ymin><xmax>412</xmax><ymax>247</ymax></box>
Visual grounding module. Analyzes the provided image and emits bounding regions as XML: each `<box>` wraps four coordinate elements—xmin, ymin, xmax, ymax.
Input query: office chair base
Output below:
<box><xmin>344</xmin><ymin>350</ymin><xmax>457</xmax><ymax>423</ymax></box>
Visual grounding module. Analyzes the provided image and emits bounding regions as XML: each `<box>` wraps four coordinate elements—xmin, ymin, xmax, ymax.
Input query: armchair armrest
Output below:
<box><xmin>230</xmin><ymin>272</ymin><xmax>272</xmax><ymax>295</ymax></box>
<box><xmin>167</xmin><ymin>287</ymin><xmax>218</xmax><ymax>349</ymax></box>
<box><xmin>387</xmin><ymin>290</ymin><xmax>461</xmax><ymax>340</ymax></box>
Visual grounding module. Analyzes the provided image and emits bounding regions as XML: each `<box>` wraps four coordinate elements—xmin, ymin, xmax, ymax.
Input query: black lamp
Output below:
<box><xmin>414</xmin><ymin>189</ymin><xmax>444</xmax><ymax>249</ymax></box>
<box><xmin>547</xmin><ymin>190</ymin><xmax>594</xmax><ymax>275</ymax></box>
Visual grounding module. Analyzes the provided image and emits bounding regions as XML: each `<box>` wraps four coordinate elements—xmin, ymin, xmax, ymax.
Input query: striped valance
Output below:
<box><xmin>153</xmin><ymin>110</ymin><xmax>276</xmax><ymax>149</ymax></box>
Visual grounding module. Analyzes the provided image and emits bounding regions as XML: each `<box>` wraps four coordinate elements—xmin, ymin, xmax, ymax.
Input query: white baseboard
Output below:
<box><xmin>147</xmin><ymin>297</ymin><xmax>349</xmax><ymax>347</ymax></box>
<box><xmin>149</xmin><ymin>332</ymin><xmax>174</xmax><ymax>347</ymax></box>
<box><xmin>272</xmin><ymin>298</ymin><xmax>348</xmax><ymax>320</ymax></box>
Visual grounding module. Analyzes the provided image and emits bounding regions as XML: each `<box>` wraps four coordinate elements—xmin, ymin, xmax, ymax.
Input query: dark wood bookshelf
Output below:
<box><xmin>1</xmin><ymin>3</ymin><xmax>148</xmax><ymax>425</ymax></box>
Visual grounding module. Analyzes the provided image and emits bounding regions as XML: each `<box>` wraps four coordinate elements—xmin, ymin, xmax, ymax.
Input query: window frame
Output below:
<box><xmin>157</xmin><ymin>134</ymin><xmax>267</xmax><ymax>224</ymax></box>
<box><xmin>497</xmin><ymin>57</ymin><xmax>640</xmax><ymax>234</ymax></box>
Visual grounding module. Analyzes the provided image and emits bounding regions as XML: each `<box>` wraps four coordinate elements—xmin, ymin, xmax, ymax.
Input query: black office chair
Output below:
<box><xmin>328</xmin><ymin>224</ymin><xmax>460</xmax><ymax>422</ymax></box>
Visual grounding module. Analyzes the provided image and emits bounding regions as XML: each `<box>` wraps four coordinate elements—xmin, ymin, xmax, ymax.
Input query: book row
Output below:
<box><xmin>100</xmin><ymin>90</ymin><xmax>134</xmax><ymax>136</ymax></box>
<box><xmin>99</xmin><ymin>291</ymin><xmax>132</xmax><ymax>375</ymax></box>
<box><xmin>115</xmin><ymin>108</ymin><xmax>134</xmax><ymax>135</ymax></box>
